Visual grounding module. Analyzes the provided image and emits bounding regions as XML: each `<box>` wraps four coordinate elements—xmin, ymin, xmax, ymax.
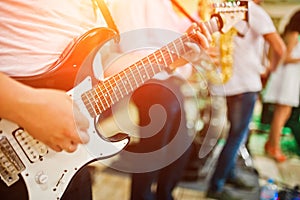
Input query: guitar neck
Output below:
<box><xmin>82</xmin><ymin>17</ymin><xmax>221</xmax><ymax>117</ymax></box>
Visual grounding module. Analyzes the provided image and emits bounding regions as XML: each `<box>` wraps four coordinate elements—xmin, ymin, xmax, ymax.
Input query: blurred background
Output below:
<box><xmin>91</xmin><ymin>1</ymin><xmax>300</xmax><ymax>199</ymax></box>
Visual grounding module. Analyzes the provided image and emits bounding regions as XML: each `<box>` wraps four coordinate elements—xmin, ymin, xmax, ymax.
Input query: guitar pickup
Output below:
<box><xmin>14</xmin><ymin>128</ymin><xmax>48</xmax><ymax>163</ymax></box>
<box><xmin>0</xmin><ymin>136</ymin><xmax>26</xmax><ymax>186</ymax></box>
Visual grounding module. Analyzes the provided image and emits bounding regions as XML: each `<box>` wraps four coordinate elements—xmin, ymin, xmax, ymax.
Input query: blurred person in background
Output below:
<box><xmin>263</xmin><ymin>10</ymin><xmax>300</xmax><ymax>162</ymax></box>
<box><xmin>108</xmin><ymin>0</ymin><xmax>210</xmax><ymax>199</ymax></box>
<box><xmin>206</xmin><ymin>0</ymin><xmax>286</xmax><ymax>199</ymax></box>
<box><xmin>0</xmin><ymin>0</ymin><xmax>212</xmax><ymax>199</ymax></box>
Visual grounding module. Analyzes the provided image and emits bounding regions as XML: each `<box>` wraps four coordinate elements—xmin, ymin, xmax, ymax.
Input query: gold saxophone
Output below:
<box><xmin>217</xmin><ymin>28</ymin><xmax>237</xmax><ymax>84</ymax></box>
<box><xmin>198</xmin><ymin>0</ymin><xmax>237</xmax><ymax>84</ymax></box>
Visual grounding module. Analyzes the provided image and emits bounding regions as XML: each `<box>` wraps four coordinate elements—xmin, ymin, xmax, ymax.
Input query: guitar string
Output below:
<box><xmin>82</xmin><ymin>34</ymin><xmax>189</xmax><ymax>115</ymax></box>
<box><xmin>83</xmin><ymin>31</ymin><xmax>206</xmax><ymax>117</ymax></box>
<box><xmin>83</xmin><ymin>10</ymin><xmax>225</xmax><ymax>116</ymax></box>
<box><xmin>84</xmin><ymin>17</ymin><xmax>225</xmax><ymax>117</ymax></box>
<box><xmin>81</xmin><ymin>32</ymin><xmax>196</xmax><ymax>117</ymax></box>
<box><xmin>82</xmin><ymin>43</ymin><xmax>181</xmax><ymax>117</ymax></box>
<box><xmin>97</xmin><ymin>15</ymin><xmax>221</xmax><ymax>105</ymax></box>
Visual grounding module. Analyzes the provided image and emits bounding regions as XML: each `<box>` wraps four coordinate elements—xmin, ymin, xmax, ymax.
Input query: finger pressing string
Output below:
<box><xmin>198</xmin><ymin>22</ymin><xmax>212</xmax><ymax>44</ymax></box>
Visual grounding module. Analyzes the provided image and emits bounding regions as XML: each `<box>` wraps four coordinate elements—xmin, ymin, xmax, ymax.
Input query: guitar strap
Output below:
<box><xmin>169</xmin><ymin>0</ymin><xmax>199</xmax><ymax>24</ymax></box>
<box><xmin>94</xmin><ymin>0</ymin><xmax>119</xmax><ymax>35</ymax></box>
<box><xmin>170</xmin><ymin>0</ymin><xmax>245</xmax><ymax>37</ymax></box>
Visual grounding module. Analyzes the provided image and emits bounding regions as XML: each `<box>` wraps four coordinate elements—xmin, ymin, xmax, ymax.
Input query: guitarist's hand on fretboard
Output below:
<box><xmin>186</xmin><ymin>22</ymin><xmax>212</xmax><ymax>49</ymax></box>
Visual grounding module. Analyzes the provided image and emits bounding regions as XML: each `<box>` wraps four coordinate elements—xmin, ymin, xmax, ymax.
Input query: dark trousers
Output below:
<box><xmin>129</xmin><ymin>77</ymin><xmax>192</xmax><ymax>200</ymax></box>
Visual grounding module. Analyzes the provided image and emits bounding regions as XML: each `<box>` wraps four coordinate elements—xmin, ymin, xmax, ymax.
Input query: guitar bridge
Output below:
<box><xmin>0</xmin><ymin>136</ymin><xmax>26</xmax><ymax>186</ymax></box>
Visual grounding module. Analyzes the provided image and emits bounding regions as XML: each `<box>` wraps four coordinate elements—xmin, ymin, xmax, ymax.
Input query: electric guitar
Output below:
<box><xmin>0</xmin><ymin>1</ymin><xmax>248</xmax><ymax>199</ymax></box>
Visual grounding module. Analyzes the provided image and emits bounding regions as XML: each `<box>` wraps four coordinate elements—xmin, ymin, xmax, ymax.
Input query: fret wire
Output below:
<box><xmin>157</xmin><ymin>51</ymin><xmax>164</xmax><ymax>65</ymax></box>
<box><xmin>94</xmin><ymin>85</ymin><xmax>109</xmax><ymax>110</ymax></box>
<box><xmin>103</xmin><ymin>62</ymin><xmax>143</xmax><ymax>101</ymax></box>
<box><xmin>108</xmin><ymin>78</ymin><xmax>119</xmax><ymax>102</ymax></box>
<box><xmin>113</xmin><ymin>76</ymin><xmax>124</xmax><ymax>98</ymax></box>
<box><xmin>102</xmin><ymin>80</ymin><xmax>115</xmax><ymax>103</ymax></box>
<box><xmin>171</xmin><ymin>40</ymin><xmax>181</xmax><ymax>56</ymax></box>
<box><xmin>159</xmin><ymin>49</ymin><xmax>168</xmax><ymax>67</ymax></box>
<box><xmin>103</xmin><ymin>81</ymin><xmax>116</xmax><ymax>105</ymax></box>
<box><xmin>139</xmin><ymin>60</ymin><xmax>150</xmax><ymax>79</ymax></box>
<box><xmin>154</xmin><ymin>54</ymin><xmax>164</xmax><ymax>71</ymax></box>
<box><xmin>179</xmin><ymin>36</ymin><xmax>188</xmax><ymax>54</ymax></box>
<box><xmin>96</xmin><ymin>84</ymin><xmax>112</xmax><ymax>108</ymax></box>
<box><xmin>83</xmin><ymin>91</ymin><xmax>94</xmax><ymax>115</ymax></box>
<box><xmin>118</xmin><ymin>73</ymin><xmax>129</xmax><ymax>95</ymax></box>
<box><xmin>134</xmin><ymin>63</ymin><xmax>145</xmax><ymax>85</ymax></box>
<box><xmin>165</xmin><ymin>45</ymin><xmax>175</xmax><ymax>63</ymax></box>
<box><xmin>81</xmin><ymin>92</ymin><xmax>96</xmax><ymax>117</ymax></box>
<box><xmin>159</xmin><ymin>47</ymin><xmax>171</xmax><ymax>63</ymax></box>
<box><xmin>93</xmin><ymin>89</ymin><xmax>105</xmax><ymax>114</ymax></box>
<box><xmin>85</xmin><ymin>90</ymin><xmax>99</xmax><ymax>115</ymax></box>
<box><xmin>146</xmin><ymin>54</ymin><xmax>156</xmax><ymax>74</ymax></box>
<box><xmin>129</xmin><ymin>66</ymin><xmax>139</xmax><ymax>88</ymax></box>
<box><xmin>112</xmin><ymin>76</ymin><xmax>129</xmax><ymax>101</ymax></box>
<box><xmin>127</xmin><ymin>65</ymin><xmax>142</xmax><ymax>90</ymax></box>
<box><xmin>154</xmin><ymin>61</ymin><xmax>162</xmax><ymax>75</ymax></box>
<box><xmin>164</xmin><ymin>47</ymin><xmax>176</xmax><ymax>66</ymax></box>
<box><xmin>153</xmin><ymin>52</ymin><xmax>162</xmax><ymax>68</ymax></box>
<box><xmin>162</xmin><ymin>51</ymin><xmax>173</xmax><ymax>66</ymax></box>
<box><xmin>146</xmin><ymin>56</ymin><xmax>156</xmax><ymax>75</ymax></box>
<box><xmin>139</xmin><ymin>64</ymin><xmax>148</xmax><ymax>82</ymax></box>
<box><xmin>139</xmin><ymin>59</ymin><xmax>152</xmax><ymax>77</ymax></box>
<box><xmin>144</xmin><ymin>63</ymin><xmax>153</xmax><ymax>79</ymax></box>
<box><xmin>166</xmin><ymin>41</ymin><xmax>180</xmax><ymax>62</ymax></box>
<box><xmin>135</xmin><ymin>65</ymin><xmax>147</xmax><ymax>86</ymax></box>
<box><xmin>147</xmin><ymin>53</ymin><xmax>162</xmax><ymax>73</ymax></box>
<box><xmin>90</xmin><ymin>89</ymin><xmax>103</xmax><ymax>114</ymax></box>
<box><xmin>142</xmin><ymin>56</ymin><xmax>155</xmax><ymax>79</ymax></box>
<box><xmin>122</xmin><ymin>69</ymin><xmax>134</xmax><ymax>91</ymax></box>
<box><xmin>170</xmin><ymin>43</ymin><xmax>181</xmax><ymax>59</ymax></box>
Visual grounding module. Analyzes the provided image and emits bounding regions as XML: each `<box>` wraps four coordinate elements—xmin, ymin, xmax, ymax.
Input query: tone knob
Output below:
<box><xmin>35</xmin><ymin>172</ymin><xmax>48</xmax><ymax>184</ymax></box>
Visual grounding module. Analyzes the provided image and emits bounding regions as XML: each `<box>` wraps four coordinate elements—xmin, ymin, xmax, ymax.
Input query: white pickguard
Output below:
<box><xmin>0</xmin><ymin>77</ymin><xmax>130</xmax><ymax>200</ymax></box>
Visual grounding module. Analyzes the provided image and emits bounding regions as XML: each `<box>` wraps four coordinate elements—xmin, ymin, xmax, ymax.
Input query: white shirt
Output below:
<box><xmin>108</xmin><ymin>0</ymin><xmax>195</xmax><ymax>80</ymax></box>
<box><xmin>211</xmin><ymin>1</ymin><xmax>276</xmax><ymax>96</ymax></box>
<box><xmin>0</xmin><ymin>0</ymin><xmax>103</xmax><ymax>76</ymax></box>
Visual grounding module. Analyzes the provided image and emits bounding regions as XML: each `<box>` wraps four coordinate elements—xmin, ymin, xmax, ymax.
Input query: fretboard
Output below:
<box><xmin>82</xmin><ymin>17</ymin><xmax>220</xmax><ymax>118</ymax></box>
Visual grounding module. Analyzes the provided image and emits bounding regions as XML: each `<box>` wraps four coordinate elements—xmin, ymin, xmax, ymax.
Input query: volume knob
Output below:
<box><xmin>35</xmin><ymin>172</ymin><xmax>48</xmax><ymax>184</ymax></box>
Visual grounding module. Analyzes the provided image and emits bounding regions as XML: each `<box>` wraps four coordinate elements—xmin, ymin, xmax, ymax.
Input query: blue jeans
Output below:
<box><xmin>208</xmin><ymin>92</ymin><xmax>258</xmax><ymax>192</ymax></box>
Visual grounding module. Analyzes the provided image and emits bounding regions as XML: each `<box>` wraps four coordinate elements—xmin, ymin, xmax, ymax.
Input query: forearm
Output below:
<box><xmin>0</xmin><ymin>72</ymin><xmax>36</xmax><ymax>124</ymax></box>
<box><xmin>0</xmin><ymin>72</ymin><xmax>89</xmax><ymax>152</ymax></box>
<box><xmin>265</xmin><ymin>32</ymin><xmax>287</xmax><ymax>71</ymax></box>
<box><xmin>284</xmin><ymin>56</ymin><xmax>300</xmax><ymax>65</ymax></box>
<box><xmin>268</xmin><ymin>47</ymin><xmax>284</xmax><ymax>71</ymax></box>
<box><xmin>284</xmin><ymin>32</ymin><xmax>300</xmax><ymax>65</ymax></box>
